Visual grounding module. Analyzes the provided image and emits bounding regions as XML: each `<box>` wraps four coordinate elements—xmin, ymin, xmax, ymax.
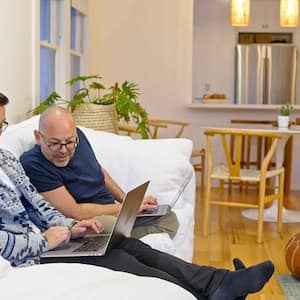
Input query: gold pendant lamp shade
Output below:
<box><xmin>280</xmin><ymin>0</ymin><xmax>299</xmax><ymax>27</ymax></box>
<box><xmin>231</xmin><ymin>0</ymin><xmax>250</xmax><ymax>26</ymax></box>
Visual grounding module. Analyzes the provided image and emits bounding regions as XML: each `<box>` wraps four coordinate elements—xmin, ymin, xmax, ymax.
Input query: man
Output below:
<box><xmin>20</xmin><ymin>106</ymin><xmax>178</xmax><ymax>239</ymax></box>
<box><xmin>0</xmin><ymin>93</ymin><xmax>104</xmax><ymax>267</ymax></box>
<box><xmin>0</xmin><ymin>92</ymin><xmax>274</xmax><ymax>300</ymax></box>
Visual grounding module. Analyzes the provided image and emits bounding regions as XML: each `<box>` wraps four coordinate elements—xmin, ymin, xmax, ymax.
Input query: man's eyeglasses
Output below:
<box><xmin>39</xmin><ymin>132</ymin><xmax>79</xmax><ymax>152</ymax></box>
<box><xmin>0</xmin><ymin>120</ymin><xmax>8</xmax><ymax>132</ymax></box>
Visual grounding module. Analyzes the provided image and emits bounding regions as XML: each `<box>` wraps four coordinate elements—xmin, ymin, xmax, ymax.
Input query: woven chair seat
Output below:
<box><xmin>212</xmin><ymin>164</ymin><xmax>284</xmax><ymax>181</ymax></box>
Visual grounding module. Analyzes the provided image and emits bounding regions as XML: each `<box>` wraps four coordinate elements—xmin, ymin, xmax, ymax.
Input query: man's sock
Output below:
<box><xmin>233</xmin><ymin>258</ymin><xmax>246</xmax><ymax>270</ymax></box>
<box><xmin>232</xmin><ymin>258</ymin><xmax>246</xmax><ymax>300</ymax></box>
<box><xmin>210</xmin><ymin>260</ymin><xmax>274</xmax><ymax>300</ymax></box>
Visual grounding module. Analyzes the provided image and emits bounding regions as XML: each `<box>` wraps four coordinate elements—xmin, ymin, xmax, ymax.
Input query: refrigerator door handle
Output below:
<box><xmin>256</xmin><ymin>46</ymin><xmax>262</xmax><ymax>104</ymax></box>
<box><xmin>265</xmin><ymin>46</ymin><xmax>272</xmax><ymax>104</ymax></box>
<box><xmin>255</xmin><ymin>45</ymin><xmax>266</xmax><ymax>104</ymax></box>
<box><xmin>290</xmin><ymin>47</ymin><xmax>297</xmax><ymax>104</ymax></box>
<box><xmin>263</xmin><ymin>57</ymin><xmax>270</xmax><ymax>104</ymax></box>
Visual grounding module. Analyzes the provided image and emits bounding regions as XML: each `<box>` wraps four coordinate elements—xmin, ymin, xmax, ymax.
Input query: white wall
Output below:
<box><xmin>0</xmin><ymin>0</ymin><xmax>35</xmax><ymax>123</ymax></box>
<box><xmin>193</xmin><ymin>0</ymin><xmax>235</xmax><ymax>100</ymax></box>
<box><xmin>88</xmin><ymin>0</ymin><xmax>300</xmax><ymax>189</ymax></box>
<box><xmin>88</xmin><ymin>0</ymin><xmax>194</xmax><ymax>118</ymax></box>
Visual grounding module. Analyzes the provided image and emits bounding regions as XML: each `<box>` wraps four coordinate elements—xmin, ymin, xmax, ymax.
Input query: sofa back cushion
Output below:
<box><xmin>0</xmin><ymin>115</ymin><xmax>39</xmax><ymax>157</ymax></box>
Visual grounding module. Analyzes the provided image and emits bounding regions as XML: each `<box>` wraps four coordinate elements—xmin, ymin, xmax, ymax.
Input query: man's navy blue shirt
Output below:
<box><xmin>20</xmin><ymin>128</ymin><xmax>115</xmax><ymax>205</ymax></box>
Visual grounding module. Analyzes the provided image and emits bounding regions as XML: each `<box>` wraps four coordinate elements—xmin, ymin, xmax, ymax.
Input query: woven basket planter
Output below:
<box><xmin>72</xmin><ymin>103</ymin><xmax>118</xmax><ymax>133</ymax></box>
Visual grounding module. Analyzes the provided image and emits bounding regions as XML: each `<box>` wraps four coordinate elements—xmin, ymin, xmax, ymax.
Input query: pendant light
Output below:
<box><xmin>280</xmin><ymin>0</ymin><xmax>299</xmax><ymax>27</ymax></box>
<box><xmin>231</xmin><ymin>0</ymin><xmax>250</xmax><ymax>26</ymax></box>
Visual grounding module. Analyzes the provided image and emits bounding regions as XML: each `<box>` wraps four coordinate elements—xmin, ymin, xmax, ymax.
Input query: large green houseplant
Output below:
<box><xmin>30</xmin><ymin>75</ymin><xmax>149</xmax><ymax>138</ymax></box>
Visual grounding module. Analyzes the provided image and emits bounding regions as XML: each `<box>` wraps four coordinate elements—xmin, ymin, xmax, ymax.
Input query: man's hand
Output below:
<box><xmin>139</xmin><ymin>195</ymin><xmax>158</xmax><ymax>212</ymax></box>
<box><xmin>70</xmin><ymin>219</ymin><xmax>104</xmax><ymax>239</ymax></box>
<box><xmin>43</xmin><ymin>227</ymin><xmax>71</xmax><ymax>250</ymax></box>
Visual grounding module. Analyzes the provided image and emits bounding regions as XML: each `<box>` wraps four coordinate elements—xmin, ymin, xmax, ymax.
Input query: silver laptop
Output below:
<box><xmin>40</xmin><ymin>181</ymin><xmax>149</xmax><ymax>258</ymax></box>
<box><xmin>136</xmin><ymin>204</ymin><xmax>170</xmax><ymax>217</ymax></box>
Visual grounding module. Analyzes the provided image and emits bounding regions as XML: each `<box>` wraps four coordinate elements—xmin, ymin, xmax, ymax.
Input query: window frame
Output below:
<box><xmin>70</xmin><ymin>5</ymin><xmax>88</xmax><ymax>96</ymax></box>
<box><xmin>39</xmin><ymin>0</ymin><xmax>60</xmax><ymax>102</ymax></box>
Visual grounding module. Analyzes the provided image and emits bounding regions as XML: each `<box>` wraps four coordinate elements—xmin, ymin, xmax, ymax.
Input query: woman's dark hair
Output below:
<box><xmin>0</xmin><ymin>93</ymin><xmax>9</xmax><ymax>106</ymax></box>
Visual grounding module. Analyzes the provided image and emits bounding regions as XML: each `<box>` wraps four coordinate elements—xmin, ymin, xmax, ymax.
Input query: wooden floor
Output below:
<box><xmin>192</xmin><ymin>187</ymin><xmax>300</xmax><ymax>300</ymax></box>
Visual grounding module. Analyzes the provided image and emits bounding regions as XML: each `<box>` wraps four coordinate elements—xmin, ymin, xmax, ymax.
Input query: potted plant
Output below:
<box><xmin>278</xmin><ymin>103</ymin><xmax>293</xmax><ymax>128</ymax></box>
<box><xmin>29</xmin><ymin>75</ymin><xmax>150</xmax><ymax>138</ymax></box>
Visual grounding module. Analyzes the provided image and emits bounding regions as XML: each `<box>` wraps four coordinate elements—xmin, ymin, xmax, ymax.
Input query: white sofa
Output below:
<box><xmin>0</xmin><ymin>115</ymin><xmax>196</xmax><ymax>262</ymax></box>
<box><xmin>0</xmin><ymin>256</ymin><xmax>196</xmax><ymax>300</ymax></box>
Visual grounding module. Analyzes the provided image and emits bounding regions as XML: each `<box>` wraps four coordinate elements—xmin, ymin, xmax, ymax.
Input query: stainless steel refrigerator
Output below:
<box><xmin>235</xmin><ymin>44</ymin><xmax>297</xmax><ymax>105</ymax></box>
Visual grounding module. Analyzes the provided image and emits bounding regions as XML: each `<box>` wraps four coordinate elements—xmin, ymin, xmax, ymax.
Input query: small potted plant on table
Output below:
<box><xmin>278</xmin><ymin>103</ymin><xmax>293</xmax><ymax>128</ymax></box>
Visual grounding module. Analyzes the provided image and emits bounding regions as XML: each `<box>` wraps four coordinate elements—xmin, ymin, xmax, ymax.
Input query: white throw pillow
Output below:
<box><xmin>81</xmin><ymin>127</ymin><xmax>194</xmax><ymax>207</ymax></box>
<box><xmin>0</xmin><ymin>115</ymin><xmax>39</xmax><ymax>158</ymax></box>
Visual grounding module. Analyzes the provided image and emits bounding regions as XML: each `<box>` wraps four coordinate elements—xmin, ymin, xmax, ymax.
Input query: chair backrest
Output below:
<box><xmin>230</xmin><ymin>119</ymin><xmax>279</xmax><ymax>170</ymax></box>
<box><xmin>204</xmin><ymin>129</ymin><xmax>282</xmax><ymax>179</ymax></box>
<box><xmin>118</xmin><ymin>119</ymin><xmax>189</xmax><ymax>139</ymax></box>
<box><xmin>147</xmin><ymin>119</ymin><xmax>189</xmax><ymax>138</ymax></box>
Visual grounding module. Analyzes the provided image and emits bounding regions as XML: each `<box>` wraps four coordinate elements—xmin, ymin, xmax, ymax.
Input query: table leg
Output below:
<box><xmin>283</xmin><ymin>135</ymin><xmax>293</xmax><ymax>194</ymax></box>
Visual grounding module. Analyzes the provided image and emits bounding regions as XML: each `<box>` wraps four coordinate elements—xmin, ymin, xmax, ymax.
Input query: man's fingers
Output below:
<box><xmin>143</xmin><ymin>197</ymin><xmax>158</xmax><ymax>207</ymax></box>
<box><xmin>76</xmin><ymin>219</ymin><xmax>104</xmax><ymax>234</ymax></box>
<box><xmin>89</xmin><ymin>221</ymin><xmax>103</xmax><ymax>233</ymax></box>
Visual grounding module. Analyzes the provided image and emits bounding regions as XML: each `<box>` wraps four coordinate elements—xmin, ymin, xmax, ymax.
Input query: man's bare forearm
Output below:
<box><xmin>41</xmin><ymin>187</ymin><xmax>122</xmax><ymax>221</ymax></box>
<box><xmin>102</xmin><ymin>168</ymin><xmax>125</xmax><ymax>202</ymax></box>
<box><xmin>75</xmin><ymin>202</ymin><xmax>121</xmax><ymax>220</ymax></box>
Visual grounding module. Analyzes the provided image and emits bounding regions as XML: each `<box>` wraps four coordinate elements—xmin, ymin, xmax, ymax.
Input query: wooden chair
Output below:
<box><xmin>191</xmin><ymin>148</ymin><xmax>205</xmax><ymax>193</ymax></box>
<box><xmin>118</xmin><ymin>120</ymin><xmax>178</xmax><ymax>138</ymax></box>
<box><xmin>118</xmin><ymin>123</ymin><xmax>140</xmax><ymax>136</ymax></box>
<box><xmin>203</xmin><ymin>129</ymin><xmax>284</xmax><ymax>243</ymax></box>
<box><xmin>231</xmin><ymin>119</ymin><xmax>293</xmax><ymax>194</ymax></box>
<box><xmin>119</xmin><ymin>119</ymin><xmax>206</xmax><ymax>193</ymax></box>
<box><xmin>147</xmin><ymin>119</ymin><xmax>189</xmax><ymax>138</ymax></box>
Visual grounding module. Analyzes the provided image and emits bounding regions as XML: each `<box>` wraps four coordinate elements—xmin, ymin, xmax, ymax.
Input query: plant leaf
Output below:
<box><xmin>89</xmin><ymin>82</ymin><xmax>106</xmax><ymax>90</ymax></box>
<box><xmin>66</xmin><ymin>75</ymin><xmax>102</xmax><ymax>86</ymax></box>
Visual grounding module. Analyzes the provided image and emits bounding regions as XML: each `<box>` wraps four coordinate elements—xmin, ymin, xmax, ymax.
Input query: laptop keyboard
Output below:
<box><xmin>73</xmin><ymin>237</ymin><xmax>109</xmax><ymax>252</ymax></box>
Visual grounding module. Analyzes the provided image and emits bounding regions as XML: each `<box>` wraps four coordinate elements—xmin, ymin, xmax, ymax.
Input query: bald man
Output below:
<box><xmin>20</xmin><ymin>106</ymin><xmax>179</xmax><ymax>239</ymax></box>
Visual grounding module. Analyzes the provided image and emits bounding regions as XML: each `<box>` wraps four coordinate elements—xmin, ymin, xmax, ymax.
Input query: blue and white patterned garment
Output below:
<box><xmin>0</xmin><ymin>148</ymin><xmax>75</xmax><ymax>266</ymax></box>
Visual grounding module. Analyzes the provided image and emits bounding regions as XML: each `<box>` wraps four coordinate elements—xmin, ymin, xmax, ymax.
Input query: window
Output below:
<box><xmin>70</xmin><ymin>6</ymin><xmax>86</xmax><ymax>97</ymax></box>
<box><xmin>40</xmin><ymin>47</ymin><xmax>56</xmax><ymax>101</ymax></box>
<box><xmin>38</xmin><ymin>1</ymin><xmax>87</xmax><ymax>102</ymax></box>
<box><xmin>40</xmin><ymin>0</ymin><xmax>59</xmax><ymax>101</ymax></box>
<box><xmin>40</xmin><ymin>0</ymin><xmax>51</xmax><ymax>42</ymax></box>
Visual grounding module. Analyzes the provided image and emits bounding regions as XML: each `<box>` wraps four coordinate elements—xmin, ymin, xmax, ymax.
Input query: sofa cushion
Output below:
<box><xmin>0</xmin><ymin>115</ymin><xmax>39</xmax><ymax>157</ymax></box>
<box><xmin>0</xmin><ymin>257</ymin><xmax>196</xmax><ymax>300</ymax></box>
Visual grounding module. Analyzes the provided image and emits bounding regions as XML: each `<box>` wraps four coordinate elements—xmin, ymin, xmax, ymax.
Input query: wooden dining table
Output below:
<box><xmin>201</xmin><ymin>123</ymin><xmax>300</xmax><ymax>223</ymax></box>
